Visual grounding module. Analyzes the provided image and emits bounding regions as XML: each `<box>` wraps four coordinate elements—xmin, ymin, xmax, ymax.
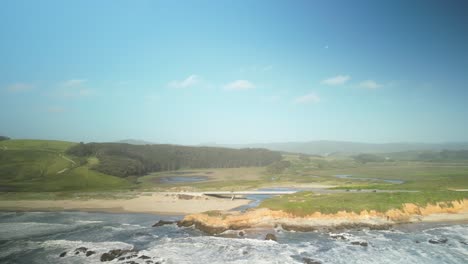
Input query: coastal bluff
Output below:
<box><xmin>178</xmin><ymin>199</ymin><xmax>468</xmax><ymax>234</ymax></box>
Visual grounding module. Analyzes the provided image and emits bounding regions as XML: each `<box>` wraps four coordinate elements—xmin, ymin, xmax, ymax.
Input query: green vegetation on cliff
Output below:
<box><xmin>260</xmin><ymin>191</ymin><xmax>468</xmax><ymax>215</ymax></box>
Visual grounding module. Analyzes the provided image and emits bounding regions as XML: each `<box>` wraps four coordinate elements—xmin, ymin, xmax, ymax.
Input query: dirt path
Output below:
<box><xmin>60</xmin><ymin>154</ymin><xmax>76</xmax><ymax>165</ymax></box>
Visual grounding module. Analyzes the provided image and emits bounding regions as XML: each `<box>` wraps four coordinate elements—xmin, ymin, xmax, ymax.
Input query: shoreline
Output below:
<box><xmin>2</xmin><ymin>193</ymin><xmax>467</xmax><ymax>235</ymax></box>
<box><xmin>0</xmin><ymin>192</ymin><xmax>251</xmax><ymax>215</ymax></box>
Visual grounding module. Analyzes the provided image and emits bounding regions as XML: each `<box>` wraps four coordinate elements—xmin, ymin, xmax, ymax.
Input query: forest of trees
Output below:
<box><xmin>0</xmin><ymin>136</ymin><xmax>10</xmax><ymax>141</ymax></box>
<box><xmin>352</xmin><ymin>153</ymin><xmax>387</xmax><ymax>163</ymax></box>
<box><xmin>67</xmin><ymin>143</ymin><xmax>282</xmax><ymax>177</ymax></box>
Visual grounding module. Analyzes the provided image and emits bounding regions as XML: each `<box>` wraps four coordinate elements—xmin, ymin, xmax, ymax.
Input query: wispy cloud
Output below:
<box><xmin>358</xmin><ymin>80</ymin><xmax>382</xmax><ymax>89</ymax></box>
<box><xmin>58</xmin><ymin>79</ymin><xmax>93</xmax><ymax>97</ymax></box>
<box><xmin>321</xmin><ymin>75</ymin><xmax>350</xmax><ymax>86</ymax></box>
<box><xmin>224</xmin><ymin>80</ymin><xmax>255</xmax><ymax>91</ymax></box>
<box><xmin>168</xmin><ymin>75</ymin><xmax>200</xmax><ymax>88</ymax></box>
<box><xmin>62</xmin><ymin>79</ymin><xmax>87</xmax><ymax>87</ymax></box>
<box><xmin>6</xmin><ymin>83</ymin><xmax>34</xmax><ymax>92</ymax></box>
<box><xmin>295</xmin><ymin>92</ymin><xmax>320</xmax><ymax>104</ymax></box>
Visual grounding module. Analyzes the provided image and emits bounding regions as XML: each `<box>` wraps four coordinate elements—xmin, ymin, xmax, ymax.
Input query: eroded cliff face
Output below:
<box><xmin>178</xmin><ymin>199</ymin><xmax>468</xmax><ymax>234</ymax></box>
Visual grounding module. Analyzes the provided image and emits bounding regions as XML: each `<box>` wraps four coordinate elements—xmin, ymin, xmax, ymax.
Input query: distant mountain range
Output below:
<box><xmin>201</xmin><ymin>140</ymin><xmax>468</xmax><ymax>155</ymax></box>
<box><xmin>116</xmin><ymin>139</ymin><xmax>156</xmax><ymax>145</ymax></box>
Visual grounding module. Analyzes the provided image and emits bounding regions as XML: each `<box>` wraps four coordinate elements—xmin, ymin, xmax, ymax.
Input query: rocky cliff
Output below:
<box><xmin>178</xmin><ymin>199</ymin><xmax>468</xmax><ymax>234</ymax></box>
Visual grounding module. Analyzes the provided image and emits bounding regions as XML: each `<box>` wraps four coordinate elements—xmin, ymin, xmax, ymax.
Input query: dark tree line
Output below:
<box><xmin>353</xmin><ymin>153</ymin><xmax>387</xmax><ymax>164</ymax></box>
<box><xmin>417</xmin><ymin>150</ymin><xmax>468</xmax><ymax>161</ymax></box>
<box><xmin>0</xmin><ymin>136</ymin><xmax>10</xmax><ymax>141</ymax></box>
<box><xmin>67</xmin><ymin>143</ymin><xmax>282</xmax><ymax>177</ymax></box>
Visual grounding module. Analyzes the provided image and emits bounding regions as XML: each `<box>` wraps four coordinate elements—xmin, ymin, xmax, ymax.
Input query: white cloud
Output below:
<box><xmin>295</xmin><ymin>92</ymin><xmax>320</xmax><ymax>104</ymax></box>
<box><xmin>6</xmin><ymin>83</ymin><xmax>34</xmax><ymax>92</ymax></box>
<box><xmin>358</xmin><ymin>80</ymin><xmax>382</xmax><ymax>89</ymax></box>
<box><xmin>168</xmin><ymin>75</ymin><xmax>200</xmax><ymax>88</ymax></box>
<box><xmin>62</xmin><ymin>79</ymin><xmax>87</xmax><ymax>87</ymax></box>
<box><xmin>321</xmin><ymin>75</ymin><xmax>350</xmax><ymax>86</ymax></box>
<box><xmin>224</xmin><ymin>80</ymin><xmax>255</xmax><ymax>91</ymax></box>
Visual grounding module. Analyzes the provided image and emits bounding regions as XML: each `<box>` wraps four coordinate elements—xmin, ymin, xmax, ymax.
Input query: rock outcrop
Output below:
<box><xmin>100</xmin><ymin>249</ymin><xmax>137</xmax><ymax>262</ymax></box>
<box><xmin>178</xmin><ymin>199</ymin><xmax>468</xmax><ymax>234</ymax></box>
<box><xmin>152</xmin><ymin>220</ymin><xmax>175</xmax><ymax>227</ymax></box>
<box><xmin>265</xmin><ymin>233</ymin><xmax>277</xmax><ymax>241</ymax></box>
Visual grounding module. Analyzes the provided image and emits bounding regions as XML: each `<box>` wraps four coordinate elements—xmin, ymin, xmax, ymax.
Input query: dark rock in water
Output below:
<box><xmin>177</xmin><ymin>219</ymin><xmax>249</xmax><ymax>235</ymax></box>
<box><xmin>118</xmin><ymin>257</ymin><xmax>126</xmax><ymax>261</ymax></box>
<box><xmin>100</xmin><ymin>249</ymin><xmax>137</xmax><ymax>262</ymax></box>
<box><xmin>177</xmin><ymin>220</ymin><xmax>194</xmax><ymax>228</ymax></box>
<box><xmin>238</xmin><ymin>231</ymin><xmax>245</xmax><ymax>237</ymax></box>
<box><xmin>429</xmin><ymin>238</ymin><xmax>448</xmax><ymax>244</ymax></box>
<box><xmin>146</xmin><ymin>261</ymin><xmax>154</xmax><ymax>264</ymax></box>
<box><xmin>152</xmin><ymin>220</ymin><xmax>175</xmax><ymax>227</ymax></box>
<box><xmin>86</xmin><ymin>251</ymin><xmax>96</xmax><ymax>257</ymax></box>
<box><xmin>265</xmin><ymin>233</ymin><xmax>277</xmax><ymax>241</ymax></box>
<box><xmin>351</xmin><ymin>241</ymin><xmax>368</xmax><ymax>247</ymax></box>
<box><xmin>75</xmin><ymin>247</ymin><xmax>87</xmax><ymax>254</ymax></box>
<box><xmin>330</xmin><ymin>234</ymin><xmax>347</xmax><ymax>240</ymax></box>
<box><xmin>460</xmin><ymin>241</ymin><xmax>468</xmax><ymax>245</ymax></box>
<box><xmin>59</xmin><ymin>252</ymin><xmax>67</xmax><ymax>257</ymax></box>
<box><xmin>101</xmin><ymin>253</ymin><xmax>115</xmax><ymax>262</ymax></box>
<box><xmin>302</xmin><ymin>257</ymin><xmax>322</xmax><ymax>264</ymax></box>
<box><xmin>125</xmin><ymin>261</ymin><xmax>138</xmax><ymax>264</ymax></box>
<box><xmin>281</xmin><ymin>224</ymin><xmax>317</xmax><ymax>232</ymax></box>
<box><xmin>139</xmin><ymin>255</ymin><xmax>151</xmax><ymax>259</ymax></box>
<box><xmin>328</xmin><ymin>223</ymin><xmax>392</xmax><ymax>232</ymax></box>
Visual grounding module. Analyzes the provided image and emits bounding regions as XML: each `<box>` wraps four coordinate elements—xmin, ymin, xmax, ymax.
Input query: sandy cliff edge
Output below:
<box><xmin>178</xmin><ymin>199</ymin><xmax>468</xmax><ymax>234</ymax></box>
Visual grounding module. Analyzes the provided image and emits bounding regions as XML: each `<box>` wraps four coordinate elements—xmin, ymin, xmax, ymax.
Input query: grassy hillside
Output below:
<box><xmin>213</xmin><ymin>140</ymin><xmax>468</xmax><ymax>155</ymax></box>
<box><xmin>0</xmin><ymin>140</ymin><xmax>132</xmax><ymax>192</ymax></box>
<box><xmin>1</xmin><ymin>139</ymin><xmax>75</xmax><ymax>152</ymax></box>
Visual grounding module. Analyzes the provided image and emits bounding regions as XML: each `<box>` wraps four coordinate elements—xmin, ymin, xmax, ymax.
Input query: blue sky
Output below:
<box><xmin>1</xmin><ymin>0</ymin><xmax>467</xmax><ymax>144</ymax></box>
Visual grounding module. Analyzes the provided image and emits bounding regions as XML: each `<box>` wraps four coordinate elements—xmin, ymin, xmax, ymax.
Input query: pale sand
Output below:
<box><xmin>0</xmin><ymin>193</ymin><xmax>250</xmax><ymax>215</ymax></box>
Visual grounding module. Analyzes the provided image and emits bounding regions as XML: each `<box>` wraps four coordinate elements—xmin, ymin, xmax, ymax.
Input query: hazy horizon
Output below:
<box><xmin>1</xmin><ymin>0</ymin><xmax>468</xmax><ymax>145</ymax></box>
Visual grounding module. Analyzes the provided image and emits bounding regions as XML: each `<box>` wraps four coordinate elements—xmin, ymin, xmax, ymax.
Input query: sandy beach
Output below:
<box><xmin>0</xmin><ymin>192</ymin><xmax>250</xmax><ymax>215</ymax></box>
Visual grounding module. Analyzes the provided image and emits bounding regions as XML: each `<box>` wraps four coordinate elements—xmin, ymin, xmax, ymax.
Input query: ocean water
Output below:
<box><xmin>0</xmin><ymin>212</ymin><xmax>467</xmax><ymax>264</ymax></box>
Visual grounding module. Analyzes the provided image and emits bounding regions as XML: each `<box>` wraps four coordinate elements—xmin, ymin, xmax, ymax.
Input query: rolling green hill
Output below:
<box><xmin>210</xmin><ymin>140</ymin><xmax>468</xmax><ymax>155</ymax></box>
<box><xmin>0</xmin><ymin>140</ymin><xmax>132</xmax><ymax>192</ymax></box>
<box><xmin>1</xmin><ymin>140</ymin><xmax>282</xmax><ymax>192</ymax></box>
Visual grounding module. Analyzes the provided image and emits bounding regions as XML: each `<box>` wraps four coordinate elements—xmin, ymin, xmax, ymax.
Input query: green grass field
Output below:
<box><xmin>258</xmin><ymin>154</ymin><xmax>468</xmax><ymax>215</ymax></box>
<box><xmin>0</xmin><ymin>140</ymin><xmax>132</xmax><ymax>192</ymax></box>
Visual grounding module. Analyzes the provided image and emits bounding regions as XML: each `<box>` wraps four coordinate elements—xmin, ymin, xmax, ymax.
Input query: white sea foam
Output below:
<box><xmin>75</xmin><ymin>220</ymin><xmax>104</xmax><ymax>224</ymax></box>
